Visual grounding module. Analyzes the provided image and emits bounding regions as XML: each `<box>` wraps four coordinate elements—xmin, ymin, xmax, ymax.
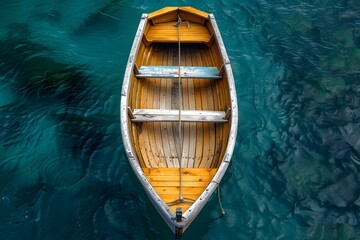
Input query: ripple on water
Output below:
<box><xmin>1</xmin><ymin>0</ymin><xmax>360</xmax><ymax>239</ymax></box>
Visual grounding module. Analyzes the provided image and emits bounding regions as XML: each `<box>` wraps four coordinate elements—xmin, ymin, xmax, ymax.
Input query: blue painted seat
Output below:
<box><xmin>136</xmin><ymin>66</ymin><xmax>222</xmax><ymax>79</ymax></box>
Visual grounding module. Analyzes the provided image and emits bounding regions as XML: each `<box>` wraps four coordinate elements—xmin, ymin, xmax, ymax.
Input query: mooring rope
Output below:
<box><xmin>166</xmin><ymin>15</ymin><xmax>195</xmax><ymax>206</ymax></box>
<box><xmin>176</xmin><ymin>14</ymin><xmax>184</xmax><ymax>201</ymax></box>
<box><xmin>217</xmin><ymin>185</ymin><xmax>225</xmax><ymax>216</ymax></box>
<box><xmin>212</xmin><ymin>180</ymin><xmax>225</xmax><ymax>217</ymax></box>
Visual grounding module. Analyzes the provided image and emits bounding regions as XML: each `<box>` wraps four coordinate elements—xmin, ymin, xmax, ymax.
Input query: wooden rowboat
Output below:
<box><xmin>120</xmin><ymin>6</ymin><xmax>238</xmax><ymax>238</ymax></box>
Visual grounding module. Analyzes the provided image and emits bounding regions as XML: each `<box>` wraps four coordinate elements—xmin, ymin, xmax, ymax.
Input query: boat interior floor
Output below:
<box><xmin>143</xmin><ymin>168</ymin><xmax>217</xmax><ymax>213</ymax></box>
<box><xmin>130</xmin><ymin>43</ymin><xmax>230</xmax><ymax>170</ymax></box>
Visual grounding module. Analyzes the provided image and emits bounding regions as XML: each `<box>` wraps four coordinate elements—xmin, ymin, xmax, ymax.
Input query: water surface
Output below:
<box><xmin>0</xmin><ymin>0</ymin><xmax>360</xmax><ymax>239</ymax></box>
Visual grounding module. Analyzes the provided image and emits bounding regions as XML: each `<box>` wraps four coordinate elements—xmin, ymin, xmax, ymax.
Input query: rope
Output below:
<box><xmin>166</xmin><ymin>16</ymin><xmax>196</xmax><ymax>207</ymax></box>
<box><xmin>166</xmin><ymin>16</ymin><xmax>195</xmax><ymax>207</ymax></box>
<box><xmin>217</xmin><ymin>185</ymin><xmax>225</xmax><ymax>216</ymax></box>
<box><xmin>177</xmin><ymin>14</ymin><xmax>183</xmax><ymax>201</ymax></box>
<box><xmin>212</xmin><ymin>180</ymin><xmax>225</xmax><ymax>216</ymax></box>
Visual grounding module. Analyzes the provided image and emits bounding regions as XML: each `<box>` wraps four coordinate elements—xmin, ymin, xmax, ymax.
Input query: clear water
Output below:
<box><xmin>1</xmin><ymin>0</ymin><xmax>360</xmax><ymax>239</ymax></box>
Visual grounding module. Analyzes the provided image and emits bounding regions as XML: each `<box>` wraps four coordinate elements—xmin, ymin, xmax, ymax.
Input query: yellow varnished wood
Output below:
<box><xmin>206</xmin><ymin>20</ymin><xmax>215</xmax><ymax>36</ymax></box>
<box><xmin>165</xmin><ymin>47</ymin><xmax>179</xmax><ymax>167</ymax></box>
<box><xmin>154</xmin><ymin>186</ymin><xmax>206</xmax><ymax>195</ymax></box>
<box><xmin>148</xmin><ymin>7</ymin><xmax>209</xmax><ymax>20</ymax></box>
<box><xmin>182</xmin><ymin>47</ymin><xmax>191</xmax><ymax>167</ymax></box>
<box><xmin>192</xmin><ymin>49</ymin><xmax>207</xmax><ymax>168</ymax></box>
<box><xmin>179</xmin><ymin>7</ymin><xmax>209</xmax><ymax>19</ymax></box>
<box><xmin>143</xmin><ymin>168</ymin><xmax>217</xmax><ymax>212</ymax></box>
<box><xmin>143</xmin><ymin>168</ymin><xmax>217</xmax><ymax>175</ymax></box>
<box><xmin>131</xmin><ymin>43</ymin><xmax>230</xmax><ymax>169</ymax></box>
<box><xmin>148</xmin><ymin>7</ymin><xmax>178</xmax><ymax>21</ymax></box>
<box><xmin>147</xmin><ymin>175</ymin><xmax>213</xmax><ymax>182</ymax></box>
<box><xmin>186</xmin><ymin>48</ymin><xmax>197</xmax><ymax>168</ymax></box>
<box><xmin>150</xmin><ymin>181</ymin><xmax>209</xmax><ymax>187</ymax></box>
<box><xmin>152</xmin><ymin>49</ymin><xmax>166</xmax><ymax>166</ymax></box>
<box><xmin>139</xmin><ymin>46</ymin><xmax>159</xmax><ymax>168</ymax></box>
<box><xmin>143</xmin><ymin>91</ymin><xmax>158</xmax><ymax>167</ymax></box>
<box><xmin>148</xmin><ymin>7</ymin><xmax>208</xmax><ymax>26</ymax></box>
<box><xmin>158</xmin><ymin>194</ymin><xmax>199</xmax><ymax>202</ymax></box>
<box><xmin>180</xmin><ymin>47</ymin><xmax>189</xmax><ymax>167</ymax></box>
<box><xmin>206</xmin><ymin>43</ymin><xmax>223</xmax><ymax>168</ymax></box>
<box><xmin>199</xmin><ymin>47</ymin><xmax>216</xmax><ymax>168</ymax></box>
<box><xmin>131</xmin><ymin>43</ymin><xmax>151</xmax><ymax>168</ymax></box>
<box><xmin>159</xmin><ymin>48</ymin><xmax>172</xmax><ymax>167</ymax></box>
<box><xmin>146</xmin><ymin>22</ymin><xmax>211</xmax><ymax>43</ymax></box>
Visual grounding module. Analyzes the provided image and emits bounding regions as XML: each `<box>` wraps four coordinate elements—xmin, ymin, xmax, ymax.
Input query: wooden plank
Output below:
<box><xmin>159</xmin><ymin>47</ymin><xmax>173</xmax><ymax>168</ymax></box>
<box><xmin>185</xmin><ymin>47</ymin><xmax>197</xmax><ymax>168</ymax></box>
<box><xmin>148</xmin><ymin>7</ymin><xmax>208</xmax><ymax>24</ymax></box>
<box><xmin>190</xmin><ymin>47</ymin><xmax>204</xmax><ymax>168</ymax></box>
<box><xmin>144</xmin><ymin>21</ymin><xmax>151</xmax><ymax>36</ymax></box>
<box><xmin>147</xmin><ymin>7</ymin><xmax>178</xmax><ymax>19</ymax></box>
<box><xmin>180</xmin><ymin>48</ymin><xmax>191</xmax><ymax>168</ymax></box>
<box><xmin>205</xmin><ymin>45</ymin><xmax>226</xmax><ymax>171</ymax></box>
<box><xmin>193</xmin><ymin>49</ymin><xmax>207</xmax><ymax>168</ymax></box>
<box><xmin>147</xmin><ymin>7</ymin><xmax>178</xmax><ymax>22</ymax></box>
<box><xmin>179</xmin><ymin>7</ymin><xmax>209</xmax><ymax>19</ymax></box>
<box><xmin>138</xmin><ymin>66</ymin><xmax>219</xmax><ymax>75</ymax></box>
<box><xmin>150</xmin><ymin>11</ymin><xmax>178</xmax><ymax>25</ymax></box>
<box><xmin>146</xmin><ymin>175</ymin><xmax>213</xmax><ymax>182</ymax></box>
<box><xmin>146</xmin><ymin>22</ymin><xmax>211</xmax><ymax>43</ymax></box>
<box><xmin>152</xmin><ymin>187</ymin><xmax>206</xmax><ymax>195</ymax></box>
<box><xmin>165</xmin><ymin>47</ymin><xmax>178</xmax><ymax>167</ymax></box>
<box><xmin>159</xmin><ymin>194</ymin><xmax>200</xmax><ymax>212</ymax></box>
<box><xmin>179</xmin><ymin>11</ymin><xmax>207</xmax><ymax>25</ymax></box>
<box><xmin>143</xmin><ymin>45</ymin><xmax>161</xmax><ymax>167</ymax></box>
<box><xmin>131</xmin><ymin>109</ymin><xmax>228</xmax><ymax>123</ymax></box>
<box><xmin>205</xmin><ymin>34</ymin><xmax>215</xmax><ymax>48</ymax></box>
<box><xmin>145</xmin><ymin>51</ymin><xmax>159</xmax><ymax>167</ymax></box>
<box><xmin>149</xmin><ymin>181</ymin><xmax>209</xmax><ymax>187</ymax></box>
<box><xmin>205</xmin><ymin>47</ymin><xmax>223</xmax><ymax>168</ymax></box>
<box><xmin>129</xmin><ymin>76</ymin><xmax>147</xmax><ymax>168</ymax></box>
<box><xmin>206</xmin><ymin>20</ymin><xmax>215</xmax><ymax>37</ymax></box>
<box><xmin>137</xmin><ymin>46</ymin><xmax>155</xmax><ymax>168</ymax></box>
<box><xmin>200</xmin><ymin>46</ymin><xmax>217</xmax><ymax>169</ymax></box>
<box><xmin>171</xmin><ymin>45</ymin><xmax>180</xmax><ymax>168</ymax></box>
<box><xmin>153</xmin><ymin>49</ymin><xmax>167</xmax><ymax>167</ymax></box>
<box><xmin>137</xmin><ymin>66</ymin><xmax>221</xmax><ymax>79</ymax></box>
<box><xmin>181</xmin><ymin>47</ymin><xmax>190</xmax><ymax>168</ymax></box>
<box><xmin>158</xmin><ymin>194</ymin><xmax>199</xmax><ymax>202</ymax></box>
<box><xmin>193</xmin><ymin>49</ymin><xmax>211</xmax><ymax>168</ymax></box>
<box><xmin>142</xmin><ymin>168</ymin><xmax>217</xmax><ymax>176</ymax></box>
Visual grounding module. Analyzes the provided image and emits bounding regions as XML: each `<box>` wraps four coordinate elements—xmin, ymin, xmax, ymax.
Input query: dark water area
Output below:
<box><xmin>0</xmin><ymin>0</ymin><xmax>360</xmax><ymax>239</ymax></box>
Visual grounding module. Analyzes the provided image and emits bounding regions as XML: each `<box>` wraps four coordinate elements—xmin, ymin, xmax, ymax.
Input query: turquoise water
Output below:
<box><xmin>1</xmin><ymin>0</ymin><xmax>360</xmax><ymax>239</ymax></box>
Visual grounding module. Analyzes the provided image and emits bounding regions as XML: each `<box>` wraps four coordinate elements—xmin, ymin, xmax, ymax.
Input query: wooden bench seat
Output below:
<box><xmin>129</xmin><ymin>109</ymin><xmax>229</xmax><ymax>123</ymax></box>
<box><xmin>136</xmin><ymin>66</ymin><xmax>221</xmax><ymax>79</ymax></box>
<box><xmin>146</xmin><ymin>21</ymin><xmax>211</xmax><ymax>43</ymax></box>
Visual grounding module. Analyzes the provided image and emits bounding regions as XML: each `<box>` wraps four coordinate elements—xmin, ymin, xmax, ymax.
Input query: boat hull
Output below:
<box><xmin>120</xmin><ymin>7</ymin><xmax>238</xmax><ymax>237</ymax></box>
